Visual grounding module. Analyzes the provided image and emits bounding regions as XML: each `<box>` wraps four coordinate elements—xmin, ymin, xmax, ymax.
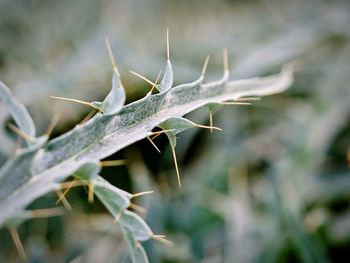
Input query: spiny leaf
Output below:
<box><xmin>0</xmin><ymin>81</ymin><xmax>36</xmax><ymax>138</ymax></box>
<box><xmin>0</xmin><ymin>48</ymin><xmax>293</xmax><ymax>262</ymax></box>
<box><xmin>0</xmin><ymin>58</ymin><xmax>293</xmax><ymax>226</ymax></box>
<box><xmin>0</xmin><ymin>60</ymin><xmax>293</xmax><ymax>227</ymax></box>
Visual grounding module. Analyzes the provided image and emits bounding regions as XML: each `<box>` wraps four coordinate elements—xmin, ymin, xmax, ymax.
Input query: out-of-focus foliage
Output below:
<box><xmin>0</xmin><ymin>0</ymin><xmax>349</xmax><ymax>262</ymax></box>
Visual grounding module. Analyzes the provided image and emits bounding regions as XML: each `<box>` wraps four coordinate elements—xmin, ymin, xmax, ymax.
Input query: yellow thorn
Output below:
<box><xmin>150</xmin><ymin>70</ymin><xmax>162</xmax><ymax>94</ymax></box>
<box><xmin>59</xmin><ymin>180</ymin><xmax>86</xmax><ymax>190</ymax></box>
<box><xmin>150</xmin><ymin>133</ymin><xmax>162</xmax><ymax>141</ymax></box>
<box><xmin>7</xmin><ymin>123</ymin><xmax>34</xmax><ymax>143</ymax></box>
<box><xmin>130</xmin><ymin>70</ymin><xmax>162</xmax><ymax>94</ymax></box>
<box><xmin>45</xmin><ymin>112</ymin><xmax>61</xmax><ymax>137</ymax></box>
<box><xmin>166</xmin><ymin>28</ymin><xmax>170</xmax><ymax>60</ymax></box>
<box><xmin>129</xmin><ymin>203</ymin><xmax>146</xmax><ymax>214</ymax></box>
<box><xmin>147</xmin><ymin>137</ymin><xmax>161</xmax><ymax>153</ymax></box>
<box><xmin>220</xmin><ymin>101</ymin><xmax>251</xmax><ymax>106</ymax></box>
<box><xmin>9</xmin><ymin>227</ymin><xmax>26</xmax><ymax>260</ymax></box>
<box><xmin>57</xmin><ymin>180</ymin><xmax>76</xmax><ymax>204</ymax></box>
<box><xmin>208</xmin><ymin>110</ymin><xmax>213</xmax><ymax>133</ymax></box>
<box><xmin>195</xmin><ymin>123</ymin><xmax>222</xmax><ymax>131</ymax></box>
<box><xmin>99</xmin><ymin>159</ymin><xmax>127</xmax><ymax>167</ymax></box>
<box><xmin>223</xmin><ymin>48</ymin><xmax>229</xmax><ymax>73</ymax></box>
<box><xmin>152</xmin><ymin>234</ymin><xmax>173</xmax><ymax>247</ymax></box>
<box><xmin>30</xmin><ymin>207</ymin><xmax>65</xmax><ymax>218</ymax></box>
<box><xmin>88</xmin><ymin>183</ymin><xmax>94</xmax><ymax>203</ymax></box>
<box><xmin>80</xmin><ymin>109</ymin><xmax>97</xmax><ymax>124</ymax></box>
<box><xmin>236</xmin><ymin>97</ymin><xmax>261</xmax><ymax>101</ymax></box>
<box><xmin>201</xmin><ymin>55</ymin><xmax>210</xmax><ymax>79</ymax></box>
<box><xmin>58</xmin><ymin>180</ymin><xmax>87</xmax><ymax>204</ymax></box>
<box><xmin>131</xmin><ymin>190</ymin><xmax>154</xmax><ymax>199</ymax></box>
<box><xmin>130</xmin><ymin>70</ymin><xmax>157</xmax><ymax>87</ymax></box>
<box><xmin>50</xmin><ymin>96</ymin><xmax>97</xmax><ymax>109</ymax></box>
<box><xmin>171</xmin><ymin>147</ymin><xmax>181</xmax><ymax>187</ymax></box>
<box><xmin>104</xmin><ymin>36</ymin><xmax>118</xmax><ymax>72</ymax></box>
<box><xmin>56</xmin><ymin>190</ymin><xmax>72</xmax><ymax>211</ymax></box>
<box><xmin>150</xmin><ymin>129</ymin><xmax>176</xmax><ymax>140</ymax></box>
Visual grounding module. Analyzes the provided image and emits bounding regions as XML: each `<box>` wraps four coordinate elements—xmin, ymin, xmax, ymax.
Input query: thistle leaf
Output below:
<box><xmin>0</xmin><ymin>52</ymin><xmax>293</xmax><ymax>262</ymax></box>
<box><xmin>0</xmin><ymin>62</ymin><xmax>293</xmax><ymax>227</ymax></box>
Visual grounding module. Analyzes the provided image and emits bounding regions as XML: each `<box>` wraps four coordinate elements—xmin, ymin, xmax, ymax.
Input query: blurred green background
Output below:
<box><xmin>1</xmin><ymin>0</ymin><xmax>350</xmax><ymax>262</ymax></box>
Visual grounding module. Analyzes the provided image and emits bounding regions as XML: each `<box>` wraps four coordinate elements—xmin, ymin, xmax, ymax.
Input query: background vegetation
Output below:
<box><xmin>0</xmin><ymin>0</ymin><xmax>349</xmax><ymax>262</ymax></box>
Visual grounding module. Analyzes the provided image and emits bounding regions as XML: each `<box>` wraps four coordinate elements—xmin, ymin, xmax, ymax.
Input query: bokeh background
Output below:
<box><xmin>1</xmin><ymin>0</ymin><xmax>350</xmax><ymax>262</ymax></box>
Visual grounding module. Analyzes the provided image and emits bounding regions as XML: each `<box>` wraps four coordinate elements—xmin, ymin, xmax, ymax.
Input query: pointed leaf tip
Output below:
<box><xmin>0</xmin><ymin>81</ymin><xmax>36</xmax><ymax>138</ymax></box>
<box><xmin>95</xmin><ymin>37</ymin><xmax>126</xmax><ymax>115</ymax></box>
<box><xmin>96</xmin><ymin>69</ymin><xmax>126</xmax><ymax>115</ymax></box>
<box><xmin>157</xmin><ymin>29</ymin><xmax>173</xmax><ymax>93</ymax></box>
<box><xmin>158</xmin><ymin>59</ymin><xmax>173</xmax><ymax>93</ymax></box>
